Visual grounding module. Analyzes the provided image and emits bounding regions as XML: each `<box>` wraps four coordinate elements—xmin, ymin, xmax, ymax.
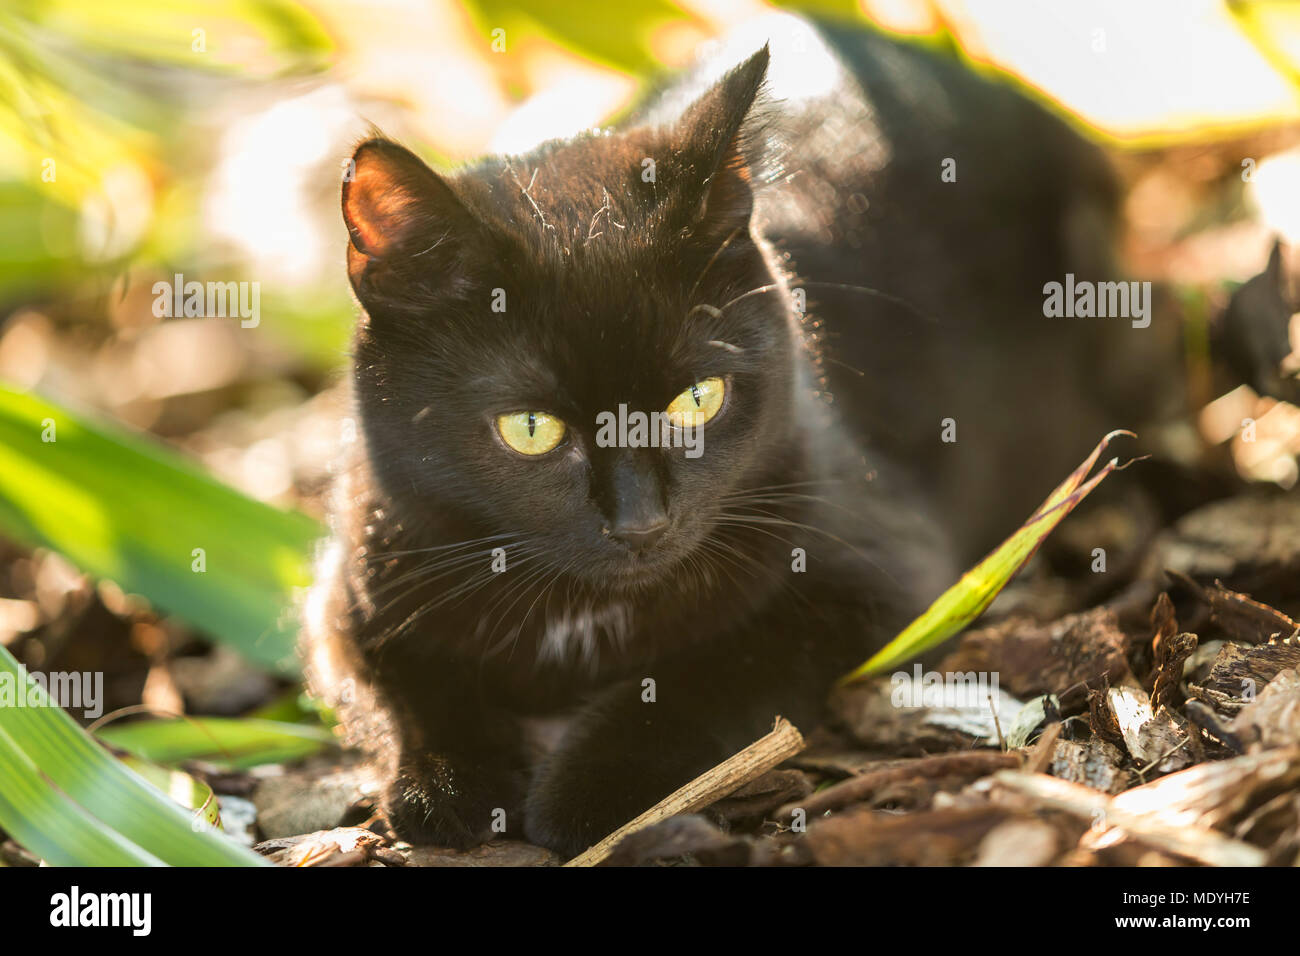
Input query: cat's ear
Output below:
<box><xmin>671</xmin><ymin>45</ymin><xmax>771</xmax><ymax>242</ymax></box>
<box><xmin>1265</xmin><ymin>239</ymin><xmax>1295</xmax><ymax>306</ymax></box>
<box><xmin>342</xmin><ymin>138</ymin><xmax>480</xmax><ymax>303</ymax></box>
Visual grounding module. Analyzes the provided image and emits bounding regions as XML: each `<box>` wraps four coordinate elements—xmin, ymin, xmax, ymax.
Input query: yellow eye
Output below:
<box><xmin>496</xmin><ymin>411</ymin><xmax>566</xmax><ymax>456</ymax></box>
<box><xmin>665</xmin><ymin>376</ymin><xmax>726</xmax><ymax>428</ymax></box>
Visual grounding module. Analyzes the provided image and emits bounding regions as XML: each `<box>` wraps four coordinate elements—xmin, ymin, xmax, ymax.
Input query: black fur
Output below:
<box><xmin>306</xmin><ymin>23</ymin><xmax>1135</xmax><ymax>857</ymax></box>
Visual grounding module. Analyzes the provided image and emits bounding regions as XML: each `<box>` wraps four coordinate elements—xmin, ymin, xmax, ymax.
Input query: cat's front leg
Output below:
<box><xmin>307</xmin><ymin>545</ymin><xmax>529</xmax><ymax>847</ymax></box>
<box><xmin>522</xmin><ymin>678</ymin><xmax>724</xmax><ymax>857</ymax></box>
<box><xmin>523</xmin><ymin>602</ymin><xmax>870</xmax><ymax>857</ymax></box>
<box><xmin>367</xmin><ymin>654</ymin><xmax>530</xmax><ymax>849</ymax></box>
<box><xmin>383</xmin><ymin>742</ymin><xmax>526</xmax><ymax>849</ymax></box>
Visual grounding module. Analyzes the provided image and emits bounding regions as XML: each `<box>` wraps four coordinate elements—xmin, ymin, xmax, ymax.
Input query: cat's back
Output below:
<box><xmin>729</xmin><ymin>16</ymin><xmax>1123</xmax><ymax>558</ymax></box>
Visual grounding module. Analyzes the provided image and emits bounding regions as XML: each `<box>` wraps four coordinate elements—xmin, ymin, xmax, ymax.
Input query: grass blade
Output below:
<box><xmin>0</xmin><ymin>724</ymin><xmax>165</xmax><ymax>866</ymax></box>
<box><xmin>0</xmin><ymin>385</ymin><xmax>320</xmax><ymax>675</ymax></box>
<box><xmin>0</xmin><ymin>645</ymin><xmax>267</xmax><ymax>865</ymax></box>
<box><xmin>119</xmin><ymin>756</ymin><xmax>223</xmax><ymax>831</ymax></box>
<box><xmin>840</xmin><ymin>430</ymin><xmax>1141</xmax><ymax>684</ymax></box>
<box><xmin>98</xmin><ymin>716</ymin><xmax>333</xmax><ymax>770</ymax></box>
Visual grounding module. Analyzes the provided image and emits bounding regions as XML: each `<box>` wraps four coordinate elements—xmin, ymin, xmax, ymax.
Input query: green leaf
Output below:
<box><xmin>99</xmin><ymin>716</ymin><xmax>333</xmax><ymax>770</ymax></box>
<box><xmin>0</xmin><ymin>725</ymin><xmax>163</xmax><ymax>866</ymax></box>
<box><xmin>0</xmin><ymin>385</ymin><xmax>321</xmax><ymax>675</ymax></box>
<box><xmin>0</xmin><ymin>645</ymin><xmax>267</xmax><ymax>865</ymax></box>
<box><xmin>119</xmin><ymin>756</ymin><xmax>224</xmax><ymax>830</ymax></box>
<box><xmin>461</xmin><ymin>0</ymin><xmax>697</xmax><ymax>76</ymax></box>
<box><xmin>840</xmin><ymin>430</ymin><xmax>1141</xmax><ymax>684</ymax></box>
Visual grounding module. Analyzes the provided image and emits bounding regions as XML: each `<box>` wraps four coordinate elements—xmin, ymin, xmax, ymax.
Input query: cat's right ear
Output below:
<box><xmin>667</xmin><ymin>46</ymin><xmax>770</xmax><ymax>247</ymax></box>
<box><xmin>342</xmin><ymin>138</ymin><xmax>479</xmax><ymax>303</ymax></box>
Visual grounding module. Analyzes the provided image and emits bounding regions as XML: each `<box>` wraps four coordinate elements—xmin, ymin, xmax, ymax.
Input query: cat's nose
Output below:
<box><xmin>604</xmin><ymin>451</ymin><xmax>669</xmax><ymax>553</ymax></box>
<box><xmin>610</xmin><ymin>517</ymin><xmax>668</xmax><ymax>553</ymax></box>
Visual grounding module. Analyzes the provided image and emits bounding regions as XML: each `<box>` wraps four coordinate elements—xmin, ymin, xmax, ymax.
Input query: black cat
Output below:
<box><xmin>305</xmin><ymin>19</ymin><xmax>1146</xmax><ymax>857</ymax></box>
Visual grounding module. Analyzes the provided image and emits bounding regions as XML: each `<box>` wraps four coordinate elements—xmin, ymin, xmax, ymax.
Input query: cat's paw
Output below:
<box><xmin>523</xmin><ymin>764</ymin><xmax>645</xmax><ymax>859</ymax></box>
<box><xmin>523</xmin><ymin>723</ymin><xmax>708</xmax><ymax>858</ymax></box>
<box><xmin>383</xmin><ymin>753</ymin><xmax>520</xmax><ymax>849</ymax></box>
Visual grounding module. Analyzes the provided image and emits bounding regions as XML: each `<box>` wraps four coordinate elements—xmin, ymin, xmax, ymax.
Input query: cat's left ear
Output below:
<box><xmin>341</xmin><ymin>138</ymin><xmax>484</xmax><ymax>309</ymax></box>
<box><xmin>670</xmin><ymin>45</ymin><xmax>770</xmax><ymax>243</ymax></box>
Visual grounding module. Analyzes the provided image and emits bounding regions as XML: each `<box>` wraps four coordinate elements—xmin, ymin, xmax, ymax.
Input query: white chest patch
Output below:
<box><xmin>539</xmin><ymin>602</ymin><xmax>631</xmax><ymax>668</ymax></box>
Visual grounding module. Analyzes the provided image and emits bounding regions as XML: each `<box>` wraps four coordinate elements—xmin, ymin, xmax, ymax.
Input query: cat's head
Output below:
<box><xmin>342</xmin><ymin>47</ymin><xmax>802</xmax><ymax>591</ymax></box>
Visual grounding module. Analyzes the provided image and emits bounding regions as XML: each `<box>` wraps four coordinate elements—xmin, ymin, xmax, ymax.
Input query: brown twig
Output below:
<box><xmin>564</xmin><ymin>717</ymin><xmax>805</xmax><ymax>867</ymax></box>
<box><xmin>1024</xmin><ymin>720</ymin><xmax>1063</xmax><ymax>775</ymax></box>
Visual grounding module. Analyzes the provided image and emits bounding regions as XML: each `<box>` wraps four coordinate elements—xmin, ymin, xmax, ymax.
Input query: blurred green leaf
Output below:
<box><xmin>0</xmin><ymin>385</ymin><xmax>321</xmax><ymax>675</ymax></box>
<box><xmin>0</xmin><ymin>0</ymin><xmax>333</xmax><ymax>204</ymax></box>
<box><xmin>0</xmin><ymin>644</ymin><xmax>266</xmax><ymax>865</ymax></box>
<box><xmin>5</xmin><ymin>0</ymin><xmax>333</xmax><ymax>73</ymax></box>
<box><xmin>775</xmin><ymin>0</ymin><xmax>868</xmax><ymax>23</ymax></box>
<box><xmin>99</xmin><ymin>716</ymin><xmax>333</xmax><ymax>770</ymax></box>
<box><xmin>252</xmin><ymin>686</ymin><xmax>338</xmax><ymax>727</ymax></box>
<box><xmin>461</xmin><ymin>0</ymin><xmax>696</xmax><ymax>76</ymax></box>
<box><xmin>0</xmin><ymin>182</ymin><xmax>82</xmax><ymax>301</ymax></box>
<box><xmin>841</xmin><ymin>430</ymin><xmax>1141</xmax><ymax>684</ymax></box>
<box><xmin>258</xmin><ymin>288</ymin><xmax>354</xmax><ymax>367</ymax></box>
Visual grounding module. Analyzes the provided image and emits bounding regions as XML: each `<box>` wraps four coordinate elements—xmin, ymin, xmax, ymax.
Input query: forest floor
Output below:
<box><xmin>117</xmin><ymin>492</ymin><xmax>1300</xmax><ymax>867</ymax></box>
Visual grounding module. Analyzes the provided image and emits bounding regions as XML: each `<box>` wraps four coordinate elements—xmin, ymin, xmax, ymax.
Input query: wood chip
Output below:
<box><xmin>1227</xmin><ymin>668</ymin><xmax>1300</xmax><ymax>750</ymax></box>
<box><xmin>1149</xmin><ymin>591</ymin><xmax>1179</xmax><ymax>659</ymax></box>
<box><xmin>990</xmin><ymin>770</ymin><xmax>1267</xmax><ymax>866</ymax></box>
<box><xmin>804</xmin><ymin>804</ymin><xmax>1020</xmax><ymax>866</ymax></box>
<box><xmin>938</xmin><ymin>606</ymin><xmax>1132</xmax><ymax>709</ymax></box>
<box><xmin>705</xmin><ymin>768</ymin><xmax>813</xmax><ymax>826</ymax></box>
<box><xmin>1150</xmin><ymin>631</ymin><xmax>1197</xmax><ymax>710</ymax></box>
<box><xmin>1050</xmin><ymin>737</ymin><xmax>1131</xmax><ymax>794</ymax></box>
<box><xmin>1203</xmin><ymin>641</ymin><xmax>1300</xmax><ymax>700</ymax></box>
<box><xmin>256</xmin><ymin>826</ymin><xmax>388</xmax><ymax>867</ymax></box>
<box><xmin>602</xmin><ymin>815</ymin><xmax>755</xmax><ymax>867</ymax></box>
<box><xmin>1111</xmin><ymin>746</ymin><xmax>1300</xmax><ymax>833</ymax></box>
<box><xmin>973</xmin><ymin>818</ymin><xmax>1060</xmax><ymax>867</ymax></box>
<box><xmin>829</xmin><ymin>675</ymin><xmax>1022</xmax><ymax>753</ymax></box>
<box><xmin>1106</xmin><ymin>684</ymin><xmax>1196</xmax><ymax>773</ymax></box>
<box><xmin>1170</xmin><ymin>571</ymin><xmax>1299</xmax><ymax>645</ymax></box>
<box><xmin>776</xmin><ymin>750</ymin><xmax>1022</xmax><ymax>820</ymax></box>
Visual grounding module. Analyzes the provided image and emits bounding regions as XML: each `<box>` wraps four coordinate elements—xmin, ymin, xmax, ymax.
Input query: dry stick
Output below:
<box><xmin>1023</xmin><ymin>720</ymin><xmax>1063</xmax><ymax>775</ymax></box>
<box><xmin>776</xmin><ymin>750</ymin><xmax>1023</xmax><ymax>820</ymax></box>
<box><xmin>564</xmin><ymin>717</ymin><xmax>806</xmax><ymax>867</ymax></box>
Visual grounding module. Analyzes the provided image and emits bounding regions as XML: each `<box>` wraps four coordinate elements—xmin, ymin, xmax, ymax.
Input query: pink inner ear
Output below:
<box><xmin>344</xmin><ymin>158</ymin><xmax>416</xmax><ymax>258</ymax></box>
